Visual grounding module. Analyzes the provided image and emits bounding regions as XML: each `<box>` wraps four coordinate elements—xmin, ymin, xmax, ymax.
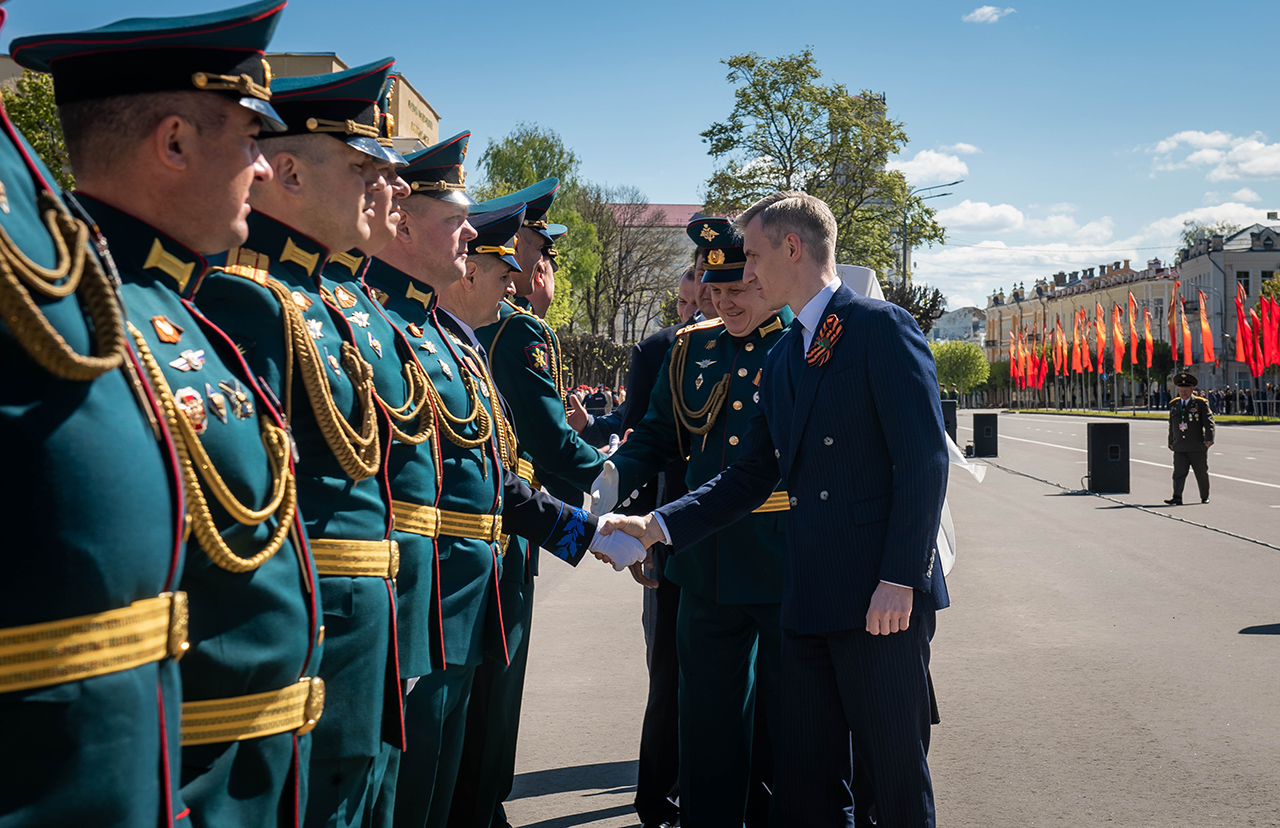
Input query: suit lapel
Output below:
<box><xmin>784</xmin><ymin>284</ymin><xmax>856</xmax><ymax>471</ymax></box>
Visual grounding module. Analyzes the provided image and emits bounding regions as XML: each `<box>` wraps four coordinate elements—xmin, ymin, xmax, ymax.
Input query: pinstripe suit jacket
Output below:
<box><xmin>657</xmin><ymin>283</ymin><xmax>949</xmax><ymax>633</ymax></box>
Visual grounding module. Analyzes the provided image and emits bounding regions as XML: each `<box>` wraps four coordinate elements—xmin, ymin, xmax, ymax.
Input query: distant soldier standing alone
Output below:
<box><xmin>1166</xmin><ymin>371</ymin><xmax>1215</xmax><ymax>505</ymax></box>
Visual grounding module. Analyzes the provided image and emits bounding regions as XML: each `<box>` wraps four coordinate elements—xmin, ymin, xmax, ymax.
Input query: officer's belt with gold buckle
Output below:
<box><xmin>181</xmin><ymin>676</ymin><xmax>325</xmax><ymax>746</ymax></box>
<box><xmin>0</xmin><ymin>592</ymin><xmax>189</xmax><ymax>695</ymax></box>
<box><xmin>391</xmin><ymin>500</ymin><xmax>503</xmax><ymax>543</ymax></box>
<box><xmin>310</xmin><ymin>539</ymin><xmax>400</xmax><ymax>579</ymax></box>
<box><xmin>752</xmin><ymin>491</ymin><xmax>790</xmax><ymax>514</ymax></box>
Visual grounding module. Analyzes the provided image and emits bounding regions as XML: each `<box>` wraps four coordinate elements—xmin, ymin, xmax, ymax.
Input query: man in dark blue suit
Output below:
<box><xmin>599</xmin><ymin>191</ymin><xmax>949</xmax><ymax>827</ymax></box>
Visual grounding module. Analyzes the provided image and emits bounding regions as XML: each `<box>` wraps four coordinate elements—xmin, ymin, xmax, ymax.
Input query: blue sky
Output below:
<box><xmin>9</xmin><ymin>0</ymin><xmax>1279</xmax><ymax>309</ymax></box>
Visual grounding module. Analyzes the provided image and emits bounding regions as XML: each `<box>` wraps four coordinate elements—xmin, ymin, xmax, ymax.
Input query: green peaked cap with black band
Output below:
<box><xmin>687</xmin><ymin>215</ymin><xmax>745</xmax><ymax>283</ymax></box>
<box><xmin>10</xmin><ymin>0</ymin><xmax>288</xmax><ymax>131</ymax></box>
<box><xmin>469</xmin><ymin>177</ymin><xmax>560</xmax><ymax>241</ymax></box>
<box><xmin>400</xmin><ymin>130</ymin><xmax>471</xmax><ymax>205</ymax></box>
<box><xmin>269</xmin><ymin>57</ymin><xmax>404</xmax><ymax>165</ymax></box>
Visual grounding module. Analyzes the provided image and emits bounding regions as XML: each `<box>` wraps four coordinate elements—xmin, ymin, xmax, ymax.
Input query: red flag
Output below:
<box><xmin>1249</xmin><ymin>308</ymin><xmax>1264</xmax><ymax>378</ymax></box>
<box><xmin>1008</xmin><ymin>331</ymin><xmax>1018</xmax><ymax>384</ymax></box>
<box><xmin>1179</xmin><ymin>295</ymin><xmax>1193</xmax><ymax>366</ymax></box>
<box><xmin>1053</xmin><ymin>317</ymin><xmax>1064</xmax><ymax>376</ymax></box>
<box><xmin>1072</xmin><ymin>311</ymin><xmax>1082</xmax><ymax>373</ymax></box>
<box><xmin>1170</xmin><ymin>280</ymin><xmax>1181</xmax><ymax>363</ymax></box>
<box><xmin>1197</xmin><ymin>289</ymin><xmax>1215</xmax><ymax>364</ymax></box>
<box><xmin>1235</xmin><ymin>283</ymin><xmax>1248</xmax><ymax>363</ymax></box>
<box><xmin>1271</xmin><ymin>296</ymin><xmax>1280</xmax><ymax>367</ymax></box>
<box><xmin>1263</xmin><ymin>296</ymin><xmax>1277</xmax><ymax>367</ymax></box>
<box><xmin>1095</xmin><ymin>301</ymin><xmax>1106</xmax><ymax>371</ymax></box>
<box><xmin>1143</xmin><ymin>307</ymin><xmax>1153</xmax><ymax>369</ymax></box>
<box><xmin>1128</xmin><ymin>292</ymin><xmax>1138</xmax><ymax>366</ymax></box>
<box><xmin>1018</xmin><ymin>329</ymin><xmax>1028</xmax><ymax>388</ymax></box>
<box><xmin>1112</xmin><ymin>304</ymin><xmax>1125</xmax><ymax>374</ymax></box>
<box><xmin>1083</xmin><ymin>316</ymin><xmax>1095</xmax><ymax>373</ymax></box>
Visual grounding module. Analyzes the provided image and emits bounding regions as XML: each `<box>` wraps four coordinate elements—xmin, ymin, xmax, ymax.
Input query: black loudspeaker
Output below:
<box><xmin>1087</xmin><ymin>422</ymin><xmax>1130</xmax><ymax>494</ymax></box>
<box><xmin>940</xmin><ymin>400</ymin><xmax>958</xmax><ymax>444</ymax></box>
<box><xmin>972</xmin><ymin>413</ymin><xmax>998</xmax><ymax>457</ymax></box>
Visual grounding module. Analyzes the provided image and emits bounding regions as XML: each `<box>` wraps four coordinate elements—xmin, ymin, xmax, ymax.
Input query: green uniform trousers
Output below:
<box><xmin>305</xmin><ymin>743</ymin><xmax>396</xmax><ymax>828</ymax></box>
<box><xmin>390</xmin><ymin>666</ymin><xmax>476</xmax><ymax>828</ymax></box>
<box><xmin>1172</xmin><ymin>448</ymin><xmax>1210</xmax><ymax>501</ymax></box>
<box><xmin>448</xmin><ymin>579</ymin><xmax>535</xmax><ymax>828</ymax></box>
<box><xmin>677</xmin><ymin>590</ymin><xmax>784</xmax><ymax>828</ymax></box>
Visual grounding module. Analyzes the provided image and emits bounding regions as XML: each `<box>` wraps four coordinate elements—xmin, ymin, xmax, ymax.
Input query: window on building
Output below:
<box><xmin>1263</xmin><ymin>270</ymin><xmax>1275</xmax><ymax>285</ymax></box>
<box><xmin>1237</xmin><ymin>271</ymin><xmax>1250</xmax><ymax>296</ymax></box>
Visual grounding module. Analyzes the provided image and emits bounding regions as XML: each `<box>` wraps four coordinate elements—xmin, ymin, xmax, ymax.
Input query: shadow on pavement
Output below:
<box><xmin>1239</xmin><ymin>623</ymin><xmax>1280</xmax><ymax>635</ymax></box>
<box><xmin>515</xmin><ymin>804</ymin><xmax>637</xmax><ymax>828</ymax></box>
<box><xmin>510</xmin><ymin>760</ymin><xmax>639</xmax><ymax>799</ymax></box>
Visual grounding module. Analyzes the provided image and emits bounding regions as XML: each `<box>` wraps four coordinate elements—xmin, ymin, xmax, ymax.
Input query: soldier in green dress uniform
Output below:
<box><xmin>454</xmin><ymin>181</ymin><xmax>606</xmax><ymax>828</ymax></box>
<box><xmin>0</xmin><ymin>5</ymin><xmax>195</xmax><ymax>824</ymax></box>
<box><xmin>591</xmin><ymin>217</ymin><xmax>792</xmax><ymax>827</ymax></box>
<box><xmin>358</xmin><ymin>134</ymin><xmax>638</xmax><ymax>828</ymax></box>
<box><xmin>1166</xmin><ymin>371</ymin><xmax>1215</xmax><ymax>505</ymax></box>
<box><xmin>11</xmin><ymin>4</ymin><xmax>329</xmax><ymax>827</ymax></box>
<box><xmin>192</xmin><ymin>58</ymin><xmax>406</xmax><ymax>828</ymax></box>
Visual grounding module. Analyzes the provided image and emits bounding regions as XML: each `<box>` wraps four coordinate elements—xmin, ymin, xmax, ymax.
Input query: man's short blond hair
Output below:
<box><xmin>733</xmin><ymin>191</ymin><xmax>837</xmax><ymax>266</ymax></box>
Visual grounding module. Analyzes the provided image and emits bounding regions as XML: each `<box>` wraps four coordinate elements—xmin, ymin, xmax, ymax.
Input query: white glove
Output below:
<box><xmin>588</xmin><ymin>517</ymin><xmax>647</xmax><ymax>571</ymax></box>
<box><xmin>589</xmin><ymin>460</ymin><xmax>619</xmax><ymax>516</ymax></box>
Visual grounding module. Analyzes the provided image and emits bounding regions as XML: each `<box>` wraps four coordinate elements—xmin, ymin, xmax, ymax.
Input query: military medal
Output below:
<box><xmin>205</xmin><ymin>382</ymin><xmax>229</xmax><ymax>423</ymax></box>
<box><xmin>151</xmin><ymin>315</ymin><xmax>183</xmax><ymax>344</ymax></box>
<box><xmin>348</xmin><ymin>311</ymin><xmax>370</xmax><ymax>328</ymax></box>
<box><xmin>368</xmin><ymin>332</ymin><xmax>383</xmax><ymax>358</ymax></box>
<box><xmin>439</xmin><ymin>360</ymin><xmax>453</xmax><ymax>381</ymax></box>
<box><xmin>1179</xmin><ymin>422</ymin><xmax>1188</xmax><ymax>432</ymax></box>
<box><xmin>168</xmin><ymin>349</ymin><xmax>206</xmax><ymax>372</ymax></box>
<box><xmin>334</xmin><ymin>286</ymin><xmax>359</xmax><ymax>309</ymax></box>
<box><xmin>324</xmin><ymin>346</ymin><xmax>343</xmax><ymax>379</ymax></box>
<box><xmin>174</xmin><ymin>387</ymin><xmax>208</xmax><ymax>435</ymax></box>
<box><xmin>370</xmin><ymin>288</ymin><xmax>390</xmax><ymax>306</ymax></box>
<box><xmin>420</xmin><ymin>340</ymin><xmax>436</xmax><ymax>354</ymax></box>
<box><xmin>705</xmin><ymin>340</ymin><xmax>716</xmax><ymax>350</ymax></box>
<box><xmin>291</xmin><ymin>290</ymin><xmax>313</xmax><ymax>310</ymax></box>
<box><xmin>407</xmin><ymin>323</ymin><xmax>424</xmax><ymax>338</ymax></box>
<box><xmin>306</xmin><ymin>318</ymin><xmax>325</xmax><ymax>339</ymax></box>
<box><xmin>0</xmin><ymin>181</ymin><xmax>8</xmax><ymax>214</ymax></box>
<box><xmin>697</xmin><ymin>359</ymin><xmax>716</xmax><ymax>369</ymax></box>
<box><xmin>218</xmin><ymin>379</ymin><xmax>254</xmax><ymax>419</ymax></box>
<box><xmin>695</xmin><ymin>373</ymin><xmax>704</xmax><ymax>391</ymax></box>
<box><xmin>319</xmin><ymin>286</ymin><xmax>336</xmax><ymax>306</ymax></box>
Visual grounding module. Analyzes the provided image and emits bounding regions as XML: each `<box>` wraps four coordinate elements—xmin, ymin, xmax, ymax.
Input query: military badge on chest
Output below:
<box><xmin>175</xmin><ymin>387</ymin><xmax>208</xmax><ymax>435</ymax></box>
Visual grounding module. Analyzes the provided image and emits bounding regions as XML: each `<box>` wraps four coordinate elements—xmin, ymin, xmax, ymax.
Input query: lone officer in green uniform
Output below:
<box><xmin>193</xmin><ymin>58</ymin><xmax>406</xmax><ymax>828</ymax></box>
<box><xmin>455</xmin><ymin>179</ymin><xmax>606</xmax><ymax>828</ymax></box>
<box><xmin>12</xmin><ymin>3</ymin><xmax>328</xmax><ymax>826</ymax></box>
<box><xmin>1166</xmin><ymin>371</ymin><xmax>1215</xmax><ymax>505</ymax></box>
<box><xmin>360</xmin><ymin>133</ymin><xmax>640</xmax><ymax>828</ymax></box>
<box><xmin>0</xmin><ymin>4</ymin><xmax>195</xmax><ymax>824</ymax></box>
<box><xmin>591</xmin><ymin>217</ymin><xmax>792</xmax><ymax>827</ymax></box>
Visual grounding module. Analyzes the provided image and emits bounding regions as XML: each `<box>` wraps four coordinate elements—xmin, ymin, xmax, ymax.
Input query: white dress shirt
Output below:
<box><xmin>795</xmin><ymin>279</ymin><xmax>842</xmax><ymax>352</ymax></box>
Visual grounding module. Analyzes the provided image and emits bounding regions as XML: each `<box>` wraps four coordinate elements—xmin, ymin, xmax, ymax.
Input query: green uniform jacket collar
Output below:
<box><xmin>242</xmin><ymin>210</ymin><xmax>331</xmax><ymax>286</ymax></box>
<box><xmin>75</xmin><ymin>193</ymin><xmax>211</xmax><ymax>298</ymax></box>
<box><xmin>364</xmin><ymin>256</ymin><xmax>437</xmax><ymax>312</ymax></box>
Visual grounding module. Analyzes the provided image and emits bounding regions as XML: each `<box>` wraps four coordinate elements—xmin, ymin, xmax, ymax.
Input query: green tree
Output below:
<box><xmin>700</xmin><ymin>49</ymin><xmax>945</xmax><ymax>278</ymax></box>
<box><xmin>2</xmin><ymin>70</ymin><xmax>73</xmax><ymax>191</ymax></box>
<box><xmin>1175</xmin><ymin>219</ymin><xmax>1241</xmax><ymax>263</ymax></box>
<box><xmin>882</xmin><ymin>282</ymin><xmax>946</xmax><ymax>334</ymax></box>
<box><xmin>473</xmin><ymin>123</ymin><xmax>597</xmax><ymax>334</ymax></box>
<box><xmin>930</xmin><ymin>341</ymin><xmax>989</xmax><ymax>391</ymax></box>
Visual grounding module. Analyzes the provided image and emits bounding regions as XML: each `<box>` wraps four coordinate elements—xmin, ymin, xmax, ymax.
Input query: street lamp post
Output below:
<box><xmin>902</xmin><ymin>180</ymin><xmax>962</xmax><ymax>285</ymax></box>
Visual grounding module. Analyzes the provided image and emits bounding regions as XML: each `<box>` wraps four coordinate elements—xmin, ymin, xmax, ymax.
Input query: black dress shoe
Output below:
<box><xmin>1201</xmin><ymin>497</ymin><xmax>1210</xmax><ymax>503</ymax></box>
<box><xmin>1164</xmin><ymin>497</ymin><xmax>1182</xmax><ymax>505</ymax></box>
<box><xmin>641</xmin><ymin>823</ymin><xmax>676</xmax><ymax>828</ymax></box>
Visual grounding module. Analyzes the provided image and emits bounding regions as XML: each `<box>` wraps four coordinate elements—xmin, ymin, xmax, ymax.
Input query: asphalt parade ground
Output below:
<box><xmin>505</xmin><ymin>411</ymin><xmax>1280</xmax><ymax>827</ymax></box>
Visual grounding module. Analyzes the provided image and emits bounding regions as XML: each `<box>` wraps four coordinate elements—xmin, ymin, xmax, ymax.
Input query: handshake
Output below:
<box><xmin>582</xmin><ymin>461</ymin><xmax>671</xmax><ymax>584</ymax></box>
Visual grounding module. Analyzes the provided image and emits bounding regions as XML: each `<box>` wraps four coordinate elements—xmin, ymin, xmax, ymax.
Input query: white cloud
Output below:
<box><xmin>941</xmin><ymin>142</ymin><xmax>982</xmax><ymax>155</ymax></box>
<box><xmin>1140</xmin><ymin>203</ymin><xmax>1273</xmax><ymax>241</ymax></box>
<box><xmin>1047</xmin><ymin>202</ymin><xmax>1078</xmax><ymax>213</ymax></box>
<box><xmin>936</xmin><ymin>199</ymin><xmax>1024</xmax><ymax>233</ymax></box>
<box><xmin>1026</xmin><ymin>215</ymin><xmax>1115</xmax><ymax>246</ymax></box>
<box><xmin>962</xmin><ymin>5</ymin><xmax>1016</xmax><ymax>23</ymax></box>
<box><xmin>1149</xmin><ymin>130</ymin><xmax>1280</xmax><ymax>181</ymax></box>
<box><xmin>886</xmin><ymin>149</ymin><xmax>969</xmax><ymax>186</ymax></box>
<box><xmin>1203</xmin><ymin>187</ymin><xmax>1262</xmax><ymax>205</ymax></box>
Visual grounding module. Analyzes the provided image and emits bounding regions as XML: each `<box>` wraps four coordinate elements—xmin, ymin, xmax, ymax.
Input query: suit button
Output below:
<box><xmin>745</xmin><ymin>342</ymin><xmax>755</xmax><ymax>351</ymax></box>
<box><xmin>738</xmin><ymin>368</ymin><xmax>748</xmax><ymax>377</ymax></box>
<box><xmin>774</xmin><ymin>449</ymin><xmax>780</xmax><ymax>458</ymax></box>
<box><xmin>820</xmin><ymin>491</ymin><xmax>829</xmax><ymax>500</ymax></box>
<box><xmin>824</xmin><ymin>437</ymin><xmax>834</xmax><ymax>446</ymax></box>
<box><xmin>729</xmin><ymin>436</ymin><xmax>739</xmax><ymax>445</ymax></box>
<box><xmin>754</xmin><ymin>392</ymin><xmax>760</xmax><ymax>403</ymax></box>
<box><xmin>789</xmin><ymin>496</ymin><xmax>797</xmax><ymax>507</ymax></box>
<box><xmin>733</xmin><ymin>400</ymin><xmax>743</xmax><ymax>410</ymax></box>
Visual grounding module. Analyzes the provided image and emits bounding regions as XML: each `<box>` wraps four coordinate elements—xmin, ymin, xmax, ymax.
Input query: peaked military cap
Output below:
<box><xmin>543</xmin><ymin>223</ymin><xmax>567</xmax><ymax>270</ymax></box>
<box><xmin>688</xmin><ymin>216</ymin><xmax>746</xmax><ymax>283</ymax></box>
<box><xmin>269</xmin><ymin>57</ymin><xmax>402</xmax><ymax>164</ymax></box>
<box><xmin>10</xmin><ymin>0</ymin><xmax>287</xmax><ymax>131</ymax></box>
<box><xmin>469</xmin><ymin>177</ymin><xmax>560</xmax><ymax>241</ymax></box>
<box><xmin>467</xmin><ymin>201</ymin><xmax>527</xmax><ymax>272</ymax></box>
<box><xmin>374</xmin><ymin>73</ymin><xmax>406</xmax><ymax>167</ymax></box>
<box><xmin>400</xmin><ymin>131</ymin><xmax>471</xmax><ymax>204</ymax></box>
<box><xmin>1173</xmin><ymin>371</ymin><xmax>1198</xmax><ymax>388</ymax></box>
